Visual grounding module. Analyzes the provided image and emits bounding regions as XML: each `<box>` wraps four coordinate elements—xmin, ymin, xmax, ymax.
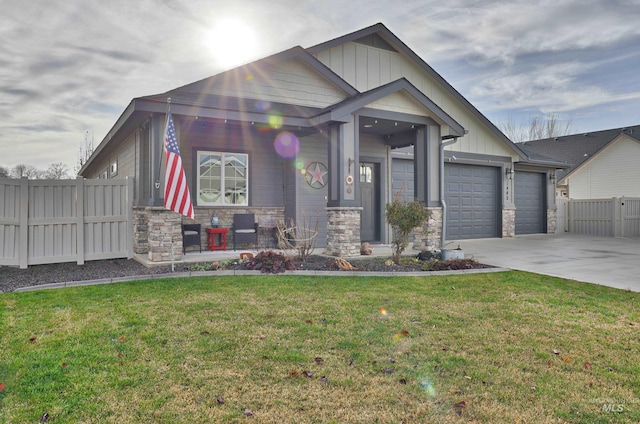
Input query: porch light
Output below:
<box><xmin>550</xmin><ymin>172</ymin><xmax>556</xmax><ymax>184</ymax></box>
<box><xmin>505</xmin><ymin>167</ymin><xmax>514</xmax><ymax>180</ymax></box>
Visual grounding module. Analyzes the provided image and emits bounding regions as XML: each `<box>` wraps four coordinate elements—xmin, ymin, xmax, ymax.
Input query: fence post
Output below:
<box><xmin>76</xmin><ymin>176</ymin><xmax>85</xmax><ymax>265</ymax></box>
<box><xmin>126</xmin><ymin>177</ymin><xmax>134</xmax><ymax>259</ymax></box>
<box><xmin>620</xmin><ymin>196</ymin><xmax>625</xmax><ymax>238</ymax></box>
<box><xmin>567</xmin><ymin>200</ymin><xmax>573</xmax><ymax>233</ymax></box>
<box><xmin>18</xmin><ymin>177</ymin><xmax>28</xmax><ymax>269</ymax></box>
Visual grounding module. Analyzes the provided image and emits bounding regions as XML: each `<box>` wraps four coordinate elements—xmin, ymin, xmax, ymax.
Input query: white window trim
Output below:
<box><xmin>109</xmin><ymin>159</ymin><xmax>118</xmax><ymax>177</ymax></box>
<box><xmin>196</xmin><ymin>150</ymin><xmax>249</xmax><ymax>206</ymax></box>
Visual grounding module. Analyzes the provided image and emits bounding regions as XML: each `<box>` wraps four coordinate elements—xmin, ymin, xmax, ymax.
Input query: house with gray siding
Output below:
<box><xmin>80</xmin><ymin>23</ymin><xmax>561</xmax><ymax>262</ymax></box>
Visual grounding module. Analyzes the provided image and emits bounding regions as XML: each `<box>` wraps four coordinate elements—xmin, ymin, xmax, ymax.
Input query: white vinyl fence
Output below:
<box><xmin>0</xmin><ymin>177</ymin><xmax>133</xmax><ymax>268</ymax></box>
<box><xmin>558</xmin><ymin>197</ymin><xmax>640</xmax><ymax>237</ymax></box>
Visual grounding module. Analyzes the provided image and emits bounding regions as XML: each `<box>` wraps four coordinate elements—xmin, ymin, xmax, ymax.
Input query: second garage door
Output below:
<box><xmin>445</xmin><ymin>164</ymin><xmax>500</xmax><ymax>240</ymax></box>
<box><xmin>515</xmin><ymin>171</ymin><xmax>546</xmax><ymax>234</ymax></box>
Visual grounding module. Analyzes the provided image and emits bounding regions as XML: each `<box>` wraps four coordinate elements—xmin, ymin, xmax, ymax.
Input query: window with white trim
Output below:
<box><xmin>197</xmin><ymin>151</ymin><xmax>248</xmax><ymax>206</ymax></box>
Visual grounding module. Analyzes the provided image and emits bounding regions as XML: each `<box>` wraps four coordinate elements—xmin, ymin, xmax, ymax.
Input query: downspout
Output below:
<box><xmin>440</xmin><ymin>136</ymin><xmax>459</xmax><ymax>249</ymax></box>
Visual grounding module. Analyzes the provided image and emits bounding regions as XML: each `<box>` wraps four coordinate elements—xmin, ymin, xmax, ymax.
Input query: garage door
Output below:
<box><xmin>445</xmin><ymin>164</ymin><xmax>500</xmax><ymax>240</ymax></box>
<box><xmin>391</xmin><ymin>158</ymin><xmax>414</xmax><ymax>202</ymax></box>
<box><xmin>515</xmin><ymin>172</ymin><xmax>545</xmax><ymax>234</ymax></box>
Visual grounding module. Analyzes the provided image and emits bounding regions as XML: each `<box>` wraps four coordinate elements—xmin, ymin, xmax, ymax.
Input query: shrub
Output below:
<box><xmin>385</xmin><ymin>199</ymin><xmax>429</xmax><ymax>264</ymax></box>
<box><xmin>244</xmin><ymin>250</ymin><xmax>296</xmax><ymax>274</ymax></box>
<box><xmin>421</xmin><ymin>258</ymin><xmax>479</xmax><ymax>271</ymax></box>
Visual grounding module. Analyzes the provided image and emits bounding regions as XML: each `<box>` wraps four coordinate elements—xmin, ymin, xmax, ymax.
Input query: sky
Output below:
<box><xmin>1</xmin><ymin>0</ymin><xmax>639</xmax><ymax>174</ymax></box>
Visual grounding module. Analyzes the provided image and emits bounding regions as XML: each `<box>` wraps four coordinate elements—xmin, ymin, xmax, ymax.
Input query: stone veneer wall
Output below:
<box><xmin>547</xmin><ymin>208</ymin><xmax>557</xmax><ymax>234</ymax></box>
<box><xmin>502</xmin><ymin>208</ymin><xmax>516</xmax><ymax>238</ymax></box>
<box><xmin>324</xmin><ymin>207</ymin><xmax>362</xmax><ymax>257</ymax></box>
<box><xmin>417</xmin><ymin>207</ymin><xmax>442</xmax><ymax>251</ymax></box>
<box><xmin>133</xmin><ymin>208</ymin><xmax>150</xmax><ymax>254</ymax></box>
<box><xmin>147</xmin><ymin>208</ymin><xmax>182</xmax><ymax>262</ymax></box>
<box><xmin>133</xmin><ymin>206</ymin><xmax>285</xmax><ymax>261</ymax></box>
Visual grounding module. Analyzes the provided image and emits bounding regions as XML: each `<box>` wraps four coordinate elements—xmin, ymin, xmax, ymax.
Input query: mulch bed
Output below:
<box><xmin>0</xmin><ymin>254</ymin><xmax>491</xmax><ymax>293</ymax></box>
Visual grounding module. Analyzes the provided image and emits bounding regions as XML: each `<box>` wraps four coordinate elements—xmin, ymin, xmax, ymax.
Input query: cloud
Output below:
<box><xmin>417</xmin><ymin>0</ymin><xmax>640</xmax><ymax>65</ymax></box>
<box><xmin>1</xmin><ymin>0</ymin><xmax>639</xmax><ymax>171</ymax></box>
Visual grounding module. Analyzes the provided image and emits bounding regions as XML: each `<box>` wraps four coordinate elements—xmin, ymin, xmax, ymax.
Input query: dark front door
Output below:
<box><xmin>360</xmin><ymin>162</ymin><xmax>380</xmax><ymax>242</ymax></box>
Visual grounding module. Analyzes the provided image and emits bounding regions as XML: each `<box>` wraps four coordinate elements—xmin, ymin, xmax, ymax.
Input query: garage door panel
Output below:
<box><xmin>391</xmin><ymin>159</ymin><xmax>414</xmax><ymax>202</ymax></box>
<box><xmin>515</xmin><ymin>172</ymin><xmax>545</xmax><ymax>234</ymax></box>
<box><xmin>445</xmin><ymin>164</ymin><xmax>499</xmax><ymax>240</ymax></box>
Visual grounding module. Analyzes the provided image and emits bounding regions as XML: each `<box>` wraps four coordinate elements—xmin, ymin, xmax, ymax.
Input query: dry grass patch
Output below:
<box><xmin>1</xmin><ymin>271</ymin><xmax>639</xmax><ymax>423</ymax></box>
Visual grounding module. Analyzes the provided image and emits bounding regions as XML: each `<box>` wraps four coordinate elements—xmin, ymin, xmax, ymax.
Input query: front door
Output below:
<box><xmin>360</xmin><ymin>162</ymin><xmax>380</xmax><ymax>242</ymax></box>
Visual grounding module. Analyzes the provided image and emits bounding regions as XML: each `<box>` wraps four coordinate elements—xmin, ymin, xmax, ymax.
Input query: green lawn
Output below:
<box><xmin>1</xmin><ymin>271</ymin><xmax>639</xmax><ymax>423</ymax></box>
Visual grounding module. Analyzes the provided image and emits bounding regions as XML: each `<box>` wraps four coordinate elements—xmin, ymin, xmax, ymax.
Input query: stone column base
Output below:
<box><xmin>502</xmin><ymin>208</ymin><xmax>516</xmax><ymax>238</ymax></box>
<box><xmin>324</xmin><ymin>207</ymin><xmax>362</xmax><ymax>257</ymax></box>
<box><xmin>147</xmin><ymin>209</ymin><xmax>183</xmax><ymax>262</ymax></box>
<box><xmin>413</xmin><ymin>207</ymin><xmax>442</xmax><ymax>251</ymax></box>
<box><xmin>547</xmin><ymin>208</ymin><xmax>557</xmax><ymax>234</ymax></box>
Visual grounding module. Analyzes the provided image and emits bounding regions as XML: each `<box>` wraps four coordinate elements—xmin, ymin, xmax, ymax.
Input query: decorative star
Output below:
<box><xmin>306</xmin><ymin>162</ymin><xmax>328</xmax><ymax>188</ymax></box>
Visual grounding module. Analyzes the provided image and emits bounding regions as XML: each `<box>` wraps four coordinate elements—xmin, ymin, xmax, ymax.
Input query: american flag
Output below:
<box><xmin>164</xmin><ymin>111</ymin><xmax>194</xmax><ymax>219</ymax></box>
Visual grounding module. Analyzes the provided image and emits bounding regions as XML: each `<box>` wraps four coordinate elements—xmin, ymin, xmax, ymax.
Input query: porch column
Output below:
<box><xmin>325</xmin><ymin>118</ymin><xmax>362</xmax><ymax>256</ymax></box>
<box><xmin>413</xmin><ymin>125</ymin><xmax>444</xmax><ymax>250</ymax></box>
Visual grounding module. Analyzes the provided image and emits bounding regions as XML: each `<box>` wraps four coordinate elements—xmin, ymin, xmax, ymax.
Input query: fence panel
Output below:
<box><xmin>0</xmin><ymin>179</ymin><xmax>21</xmax><ymax>266</ymax></box>
<box><xmin>621</xmin><ymin>197</ymin><xmax>640</xmax><ymax>237</ymax></box>
<box><xmin>83</xmin><ymin>179</ymin><xmax>132</xmax><ymax>261</ymax></box>
<box><xmin>0</xmin><ymin>177</ymin><xmax>132</xmax><ymax>268</ymax></box>
<box><xmin>565</xmin><ymin>197</ymin><xmax>640</xmax><ymax>238</ymax></box>
<box><xmin>27</xmin><ymin>180</ymin><xmax>79</xmax><ymax>265</ymax></box>
<box><xmin>568</xmin><ymin>199</ymin><xmax>614</xmax><ymax>236</ymax></box>
<box><xmin>556</xmin><ymin>197</ymin><xmax>568</xmax><ymax>233</ymax></box>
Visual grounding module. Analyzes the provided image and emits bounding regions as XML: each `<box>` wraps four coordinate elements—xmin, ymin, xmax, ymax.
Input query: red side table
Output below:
<box><xmin>206</xmin><ymin>227</ymin><xmax>228</xmax><ymax>251</ymax></box>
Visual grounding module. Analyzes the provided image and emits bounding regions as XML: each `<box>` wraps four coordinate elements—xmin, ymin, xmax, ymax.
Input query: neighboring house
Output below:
<box><xmin>520</xmin><ymin>125</ymin><xmax>640</xmax><ymax>199</ymax></box>
<box><xmin>80</xmin><ymin>23</ymin><xmax>561</xmax><ymax>262</ymax></box>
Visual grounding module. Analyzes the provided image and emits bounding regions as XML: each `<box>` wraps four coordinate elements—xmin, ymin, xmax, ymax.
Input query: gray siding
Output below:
<box><xmin>296</xmin><ymin>134</ymin><xmax>329</xmax><ymax>247</ymax></box>
<box><xmin>184</xmin><ymin>124</ymin><xmax>285</xmax><ymax>207</ymax></box>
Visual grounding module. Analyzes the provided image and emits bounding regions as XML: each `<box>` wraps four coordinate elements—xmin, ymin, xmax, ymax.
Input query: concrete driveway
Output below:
<box><xmin>453</xmin><ymin>234</ymin><xmax>640</xmax><ymax>292</ymax></box>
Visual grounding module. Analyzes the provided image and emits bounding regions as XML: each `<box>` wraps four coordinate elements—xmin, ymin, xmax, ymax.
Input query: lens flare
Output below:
<box><xmin>255</xmin><ymin>100</ymin><xmax>271</xmax><ymax>112</ymax></box>
<box><xmin>295</xmin><ymin>159</ymin><xmax>305</xmax><ymax>170</ymax></box>
<box><xmin>420</xmin><ymin>380</ymin><xmax>437</xmax><ymax>397</ymax></box>
<box><xmin>268</xmin><ymin>113</ymin><xmax>283</xmax><ymax>129</ymax></box>
<box><xmin>274</xmin><ymin>131</ymin><xmax>300</xmax><ymax>159</ymax></box>
<box><xmin>380</xmin><ymin>307</ymin><xmax>388</xmax><ymax>316</ymax></box>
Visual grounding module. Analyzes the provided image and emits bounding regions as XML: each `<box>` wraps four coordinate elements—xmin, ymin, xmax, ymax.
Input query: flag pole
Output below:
<box><xmin>155</xmin><ymin>97</ymin><xmax>172</xmax><ymax>189</ymax></box>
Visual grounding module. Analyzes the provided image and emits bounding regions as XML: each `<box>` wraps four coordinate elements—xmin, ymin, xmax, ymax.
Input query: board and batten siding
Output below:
<box><xmin>182</xmin><ymin>59</ymin><xmax>348</xmax><ymax>109</ymax></box>
<box><xmin>314</xmin><ymin>42</ymin><xmax>518</xmax><ymax>160</ymax></box>
<box><xmin>567</xmin><ymin>136</ymin><xmax>640</xmax><ymax>199</ymax></box>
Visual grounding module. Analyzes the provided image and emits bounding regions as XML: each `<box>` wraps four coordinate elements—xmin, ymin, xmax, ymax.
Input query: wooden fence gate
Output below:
<box><xmin>0</xmin><ymin>177</ymin><xmax>133</xmax><ymax>269</ymax></box>
<box><xmin>559</xmin><ymin>197</ymin><xmax>640</xmax><ymax>237</ymax></box>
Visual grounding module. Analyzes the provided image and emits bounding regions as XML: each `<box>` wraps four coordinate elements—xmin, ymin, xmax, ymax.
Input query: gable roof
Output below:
<box><xmin>519</xmin><ymin>124</ymin><xmax>640</xmax><ymax>180</ymax></box>
<box><xmin>307</xmin><ymin>23</ymin><xmax>529</xmax><ymax>160</ymax></box>
<box><xmin>82</xmin><ymin>23</ymin><xmax>560</xmax><ymax>174</ymax></box>
<box><xmin>310</xmin><ymin>78</ymin><xmax>465</xmax><ymax>137</ymax></box>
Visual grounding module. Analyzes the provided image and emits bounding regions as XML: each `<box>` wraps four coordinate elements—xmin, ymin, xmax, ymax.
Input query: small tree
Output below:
<box><xmin>385</xmin><ymin>199</ymin><xmax>429</xmax><ymax>264</ymax></box>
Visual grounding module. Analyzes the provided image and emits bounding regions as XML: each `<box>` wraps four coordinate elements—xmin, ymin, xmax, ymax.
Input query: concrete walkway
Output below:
<box><xmin>452</xmin><ymin>234</ymin><xmax>640</xmax><ymax>292</ymax></box>
<box><xmin>13</xmin><ymin>234</ymin><xmax>639</xmax><ymax>293</ymax></box>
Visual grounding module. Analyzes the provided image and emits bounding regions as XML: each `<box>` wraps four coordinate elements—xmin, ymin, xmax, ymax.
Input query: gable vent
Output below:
<box><xmin>353</xmin><ymin>33</ymin><xmax>397</xmax><ymax>52</ymax></box>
